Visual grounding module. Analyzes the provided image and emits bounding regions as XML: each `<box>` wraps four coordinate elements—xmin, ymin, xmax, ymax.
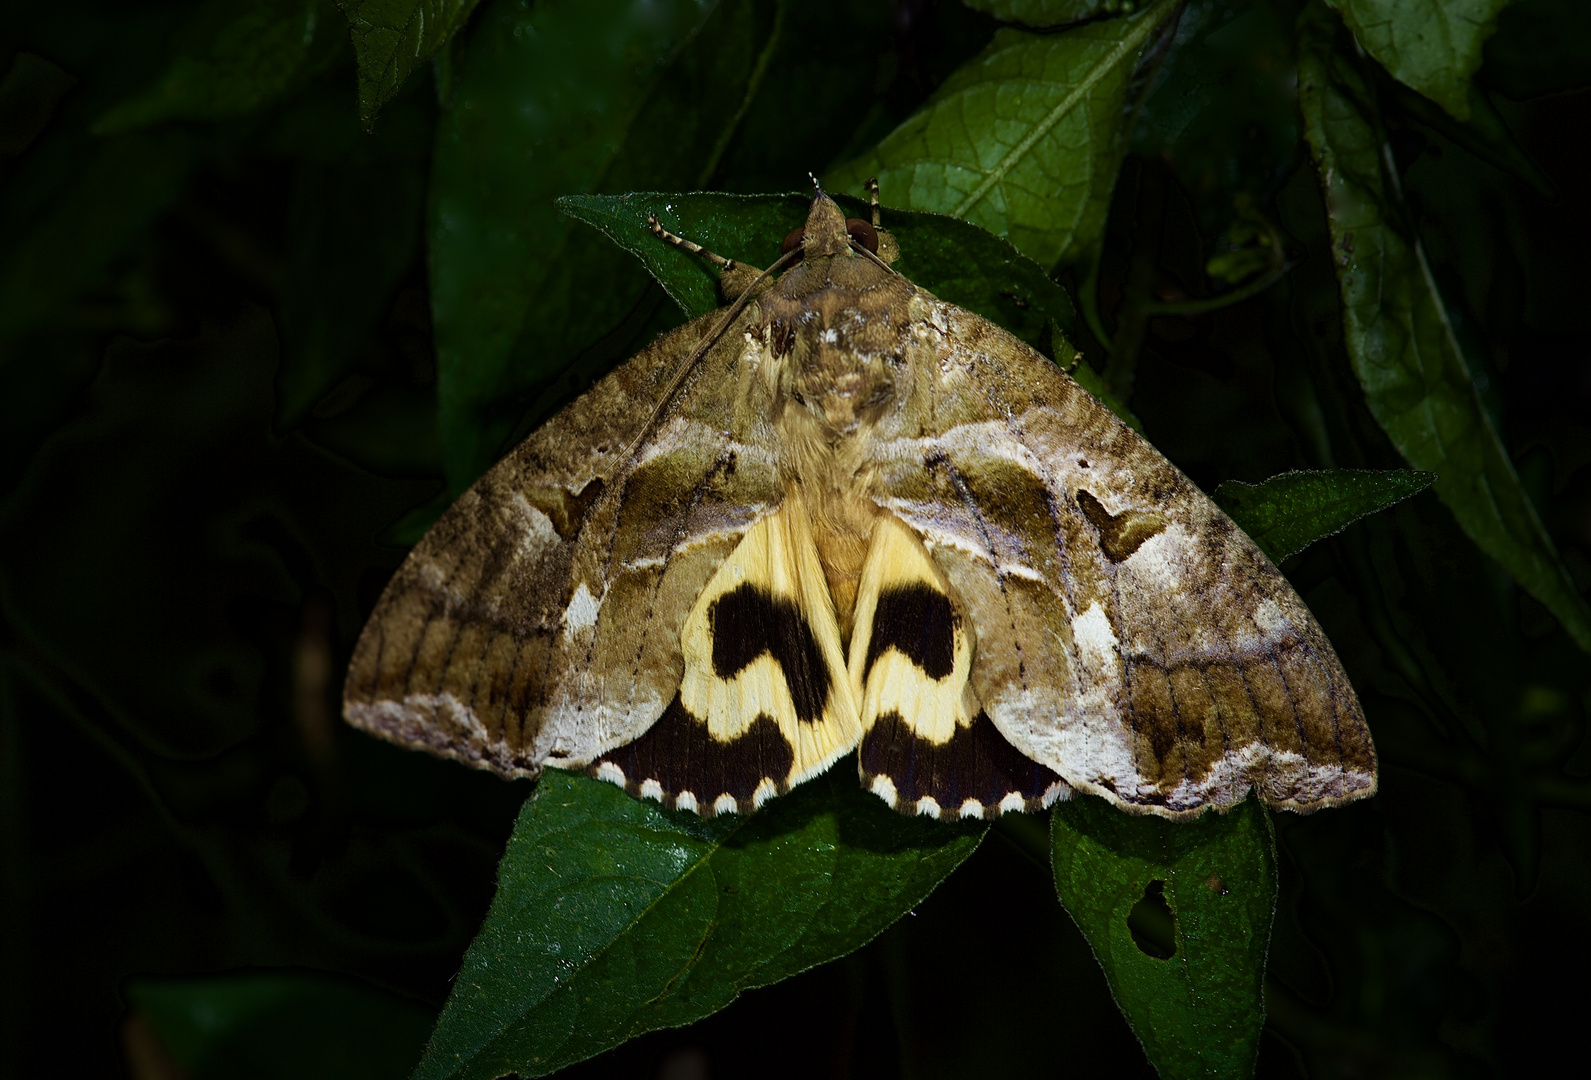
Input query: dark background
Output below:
<box><xmin>1</xmin><ymin>1</ymin><xmax>1588</xmax><ymax>1077</ymax></box>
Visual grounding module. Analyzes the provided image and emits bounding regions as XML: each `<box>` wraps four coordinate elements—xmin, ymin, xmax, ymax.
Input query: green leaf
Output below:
<box><xmin>827</xmin><ymin>0</ymin><xmax>1180</xmax><ymax>270</ymax></box>
<box><xmin>963</xmin><ymin>0</ymin><xmax>1140</xmax><ymax>27</ymax></box>
<box><xmin>1324</xmin><ymin>0</ymin><xmax>1518</xmax><ymax>120</ymax></box>
<box><xmin>557</xmin><ymin>190</ymin><xmax>1139</xmax><ymax>426</ymax></box>
<box><xmin>428</xmin><ymin>0</ymin><xmax>782</xmax><ymax>491</ymax></box>
<box><xmin>127</xmin><ymin>972</ymin><xmax>433</xmax><ymax>1080</ymax></box>
<box><xmin>338</xmin><ymin>0</ymin><xmax>483</xmax><ymax>130</ymax></box>
<box><xmin>1213</xmin><ymin>469</ymin><xmax>1435</xmax><ymax>563</ymax></box>
<box><xmin>1298</xmin><ymin>6</ymin><xmax>1591</xmax><ymax>654</ymax></box>
<box><xmin>417</xmin><ymin>766</ymin><xmax>981</xmax><ymax>1080</ymax></box>
<box><xmin>94</xmin><ymin>0</ymin><xmax>345</xmax><ymax>133</ymax></box>
<box><xmin>1051</xmin><ymin>795</ymin><xmax>1276</xmax><ymax>1080</ymax></box>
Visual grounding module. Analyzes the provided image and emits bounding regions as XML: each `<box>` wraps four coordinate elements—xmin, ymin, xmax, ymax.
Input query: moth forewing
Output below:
<box><xmin>343</xmin><ymin>188</ymin><xmax>1377</xmax><ymax>823</ymax></box>
<box><xmin>869</xmin><ymin>298</ymin><xmax>1377</xmax><ymax>818</ymax></box>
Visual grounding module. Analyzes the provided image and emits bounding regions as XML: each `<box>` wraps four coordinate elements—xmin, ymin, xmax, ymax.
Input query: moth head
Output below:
<box><xmin>792</xmin><ymin>192</ymin><xmax>859</xmax><ymax>260</ymax></box>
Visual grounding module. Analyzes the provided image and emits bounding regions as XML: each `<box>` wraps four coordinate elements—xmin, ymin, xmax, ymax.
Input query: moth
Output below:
<box><xmin>343</xmin><ymin>183</ymin><xmax>1377</xmax><ymax>821</ymax></box>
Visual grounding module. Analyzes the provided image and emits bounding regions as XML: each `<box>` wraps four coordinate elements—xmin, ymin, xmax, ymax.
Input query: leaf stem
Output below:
<box><xmin>1142</xmin><ymin>260</ymin><xmax>1296</xmax><ymax>317</ymax></box>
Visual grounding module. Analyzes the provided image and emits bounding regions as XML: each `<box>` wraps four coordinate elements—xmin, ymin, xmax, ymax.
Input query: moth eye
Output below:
<box><xmin>845</xmin><ymin>218</ymin><xmax>879</xmax><ymax>254</ymax></box>
<box><xmin>781</xmin><ymin>227</ymin><xmax>806</xmax><ymax>259</ymax></box>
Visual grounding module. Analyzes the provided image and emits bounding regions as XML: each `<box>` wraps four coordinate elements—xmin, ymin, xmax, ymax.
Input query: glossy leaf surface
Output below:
<box><xmin>416</xmin><ymin>767</ymin><xmax>982</xmax><ymax>1080</ymax></box>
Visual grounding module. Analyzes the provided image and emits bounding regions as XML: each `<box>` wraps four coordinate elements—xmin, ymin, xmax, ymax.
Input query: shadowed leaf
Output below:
<box><xmin>338</xmin><ymin>0</ymin><xmax>483</xmax><ymax>130</ymax></box>
<box><xmin>1482</xmin><ymin>0</ymin><xmax>1591</xmax><ymax>99</ymax></box>
<box><xmin>95</xmin><ymin>0</ymin><xmax>345</xmax><ymax>133</ymax></box>
<box><xmin>1052</xmin><ymin>795</ymin><xmax>1276</xmax><ymax>1080</ymax></box>
<box><xmin>1299</xmin><ymin>6</ymin><xmax>1591</xmax><ymax>654</ymax></box>
<box><xmin>127</xmin><ymin>973</ymin><xmax>433</xmax><ymax>1080</ymax></box>
<box><xmin>964</xmin><ymin>0</ymin><xmax>1133</xmax><ymax>26</ymax></box>
<box><xmin>1130</xmin><ymin>0</ymin><xmax>1301</xmax><ymax>234</ymax></box>
<box><xmin>1324</xmin><ymin>0</ymin><xmax>1516</xmax><ymax>120</ymax></box>
<box><xmin>1214</xmin><ymin>468</ymin><xmax>1435</xmax><ymax>563</ymax></box>
<box><xmin>0</xmin><ymin>131</ymin><xmax>202</xmax><ymax>337</ymax></box>
<box><xmin>415</xmin><ymin>767</ymin><xmax>981</xmax><ymax>1080</ymax></box>
<box><xmin>827</xmin><ymin>0</ymin><xmax>1181</xmax><ymax>269</ymax></box>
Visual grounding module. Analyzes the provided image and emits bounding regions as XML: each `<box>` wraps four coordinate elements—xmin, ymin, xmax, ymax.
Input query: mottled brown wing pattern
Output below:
<box><xmin>343</xmin><ymin>308</ymin><xmax>786</xmax><ymax>779</ymax></box>
<box><xmin>866</xmin><ymin>298</ymin><xmax>1376</xmax><ymax>818</ymax></box>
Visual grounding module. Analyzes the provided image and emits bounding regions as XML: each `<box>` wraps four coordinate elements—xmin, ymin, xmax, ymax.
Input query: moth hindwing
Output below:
<box><xmin>343</xmin><ymin>189</ymin><xmax>1377</xmax><ymax>821</ymax></box>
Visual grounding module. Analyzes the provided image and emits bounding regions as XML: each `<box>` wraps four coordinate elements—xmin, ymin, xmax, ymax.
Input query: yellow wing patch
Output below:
<box><xmin>678</xmin><ymin>488</ymin><xmax>862</xmax><ymax>788</ymax></box>
<box><xmin>848</xmin><ymin>514</ymin><xmax>976</xmax><ymax>744</ymax></box>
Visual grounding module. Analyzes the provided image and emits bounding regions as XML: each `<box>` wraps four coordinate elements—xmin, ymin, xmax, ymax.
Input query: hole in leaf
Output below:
<box><xmin>1128</xmin><ymin>880</ymin><xmax>1176</xmax><ymax>959</ymax></box>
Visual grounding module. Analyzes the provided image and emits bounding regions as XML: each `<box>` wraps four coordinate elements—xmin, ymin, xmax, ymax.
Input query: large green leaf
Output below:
<box><xmin>415</xmin><ymin>766</ymin><xmax>981</xmax><ymax>1080</ymax></box>
<box><xmin>1214</xmin><ymin>468</ymin><xmax>1435</xmax><ymax>563</ymax></box>
<box><xmin>127</xmin><ymin>972</ymin><xmax>433</xmax><ymax>1080</ymax></box>
<box><xmin>1298</xmin><ymin>6</ymin><xmax>1591</xmax><ymax>654</ymax></box>
<box><xmin>1324</xmin><ymin>0</ymin><xmax>1517</xmax><ymax>120</ymax></box>
<box><xmin>428</xmin><ymin>0</ymin><xmax>783</xmax><ymax>491</ymax></box>
<box><xmin>827</xmin><ymin>0</ymin><xmax>1180</xmax><ymax>270</ymax></box>
<box><xmin>556</xmin><ymin>190</ymin><xmax>1147</xmax><ymax>426</ymax></box>
<box><xmin>1052</xmin><ymin>796</ymin><xmax>1276</xmax><ymax>1080</ymax></box>
<box><xmin>94</xmin><ymin>0</ymin><xmax>346</xmax><ymax>133</ymax></box>
<box><xmin>338</xmin><ymin>0</ymin><xmax>483</xmax><ymax>130</ymax></box>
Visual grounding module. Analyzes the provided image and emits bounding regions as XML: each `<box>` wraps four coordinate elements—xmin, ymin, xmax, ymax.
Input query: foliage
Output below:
<box><xmin>417</xmin><ymin>769</ymin><xmax>980</xmax><ymax>1079</ymax></box>
<box><xmin>1052</xmin><ymin>796</ymin><xmax>1276</xmax><ymax>1080</ymax></box>
<box><xmin>2</xmin><ymin>1</ymin><xmax>1588</xmax><ymax>1079</ymax></box>
<box><xmin>1214</xmin><ymin>469</ymin><xmax>1435</xmax><ymax>562</ymax></box>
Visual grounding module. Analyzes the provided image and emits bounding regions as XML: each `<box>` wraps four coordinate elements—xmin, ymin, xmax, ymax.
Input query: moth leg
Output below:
<box><xmin>647</xmin><ymin>214</ymin><xmax>761</xmax><ymax>301</ymax></box>
<box><xmin>863</xmin><ymin>177</ymin><xmax>901</xmax><ymax>265</ymax></box>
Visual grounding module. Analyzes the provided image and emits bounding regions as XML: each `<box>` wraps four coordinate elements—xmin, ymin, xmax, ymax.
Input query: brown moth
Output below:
<box><xmin>343</xmin><ymin>184</ymin><xmax>1377</xmax><ymax>821</ymax></box>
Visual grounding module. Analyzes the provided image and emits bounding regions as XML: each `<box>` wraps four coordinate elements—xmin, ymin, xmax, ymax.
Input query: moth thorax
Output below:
<box><xmin>781</xmin><ymin>344</ymin><xmax>895</xmax><ymax>439</ymax></box>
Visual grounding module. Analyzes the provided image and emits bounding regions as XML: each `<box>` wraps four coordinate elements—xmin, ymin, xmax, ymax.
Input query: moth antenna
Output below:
<box><xmin>619</xmin><ymin>246</ymin><xmax>804</xmax><ymax>465</ymax></box>
<box><xmin>648</xmin><ymin>213</ymin><xmax>737</xmax><ymax>272</ymax></box>
<box><xmin>867</xmin><ymin>176</ymin><xmax>882</xmax><ymax>228</ymax></box>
